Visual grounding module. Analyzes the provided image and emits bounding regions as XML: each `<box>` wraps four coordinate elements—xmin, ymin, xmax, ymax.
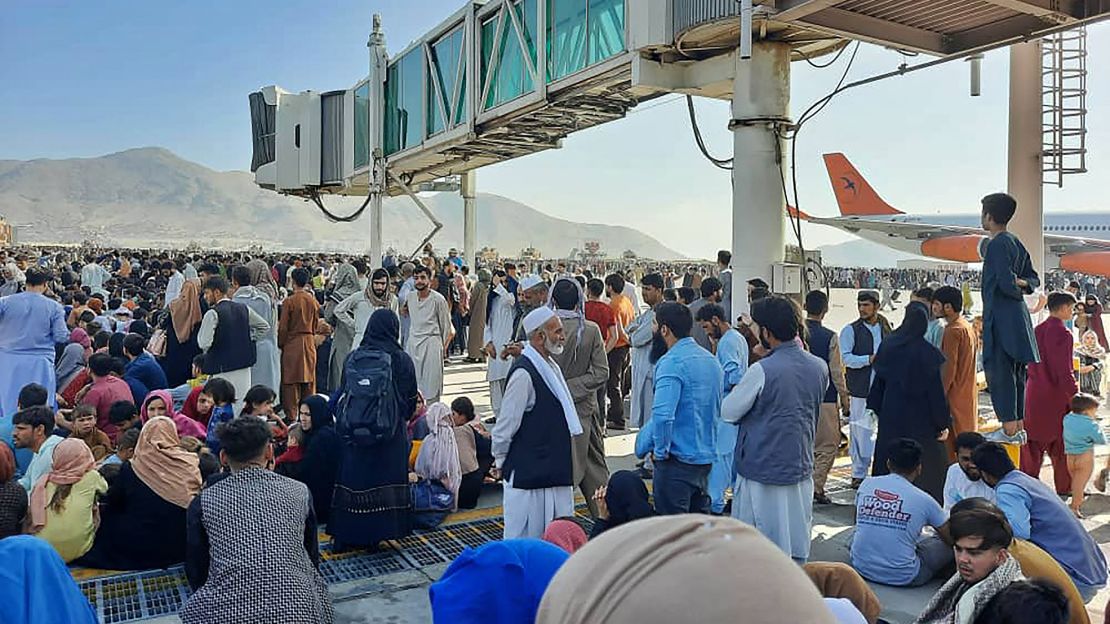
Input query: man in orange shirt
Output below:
<box><xmin>935</xmin><ymin>286</ymin><xmax>979</xmax><ymax>461</ymax></box>
<box><xmin>604</xmin><ymin>274</ymin><xmax>636</xmax><ymax>429</ymax></box>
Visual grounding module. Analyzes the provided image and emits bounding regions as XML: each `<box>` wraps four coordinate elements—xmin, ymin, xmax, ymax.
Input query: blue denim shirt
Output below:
<box><xmin>647</xmin><ymin>337</ymin><xmax>722</xmax><ymax>465</ymax></box>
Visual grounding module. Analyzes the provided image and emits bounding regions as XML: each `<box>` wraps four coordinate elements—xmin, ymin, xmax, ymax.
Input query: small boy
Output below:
<box><xmin>108</xmin><ymin>400</ymin><xmax>142</xmax><ymax>434</ymax></box>
<box><xmin>450</xmin><ymin>396</ymin><xmax>494</xmax><ymax>510</ymax></box>
<box><xmin>71</xmin><ymin>404</ymin><xmax>112</xmax><ymax>461</ymax></box>
<box><xmin>1063</xmin><ymin>392</ymin><xmax>1105</xmax><ymax>517</ymax></box>
<box><xmin>100</xmin><ymin>427</ymin><xmax>141</xmax><ymax>468</ymax></box>
<box><xmin>275</xmin><ymin>423</ymin><xmax>305</xmax><ymax>479</ymax></box>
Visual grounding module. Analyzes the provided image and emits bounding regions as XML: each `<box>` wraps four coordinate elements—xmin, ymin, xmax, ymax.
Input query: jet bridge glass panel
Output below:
<box><xmin>547</xmin><ymin>0</ymin><xmax>626</xmax><ymax>82</ymax></box>
<box><xmin>385</xmin><ymin>48</ymin><xmax>424</xmax><ymax>156</ymax></box>
<box><xmin>427</xmin><ymin>26</ymin><xmax>467</xmax><ymax>137</ymax></box>
<box><xmin>354</xmin><ymin>82</ymin><xmax>370</xmax><ymax>170</ymax></box>
<box><xmin>481</xmin><ymin>0</ymin><xmax>539</xmax><ymax>111</ymax></box>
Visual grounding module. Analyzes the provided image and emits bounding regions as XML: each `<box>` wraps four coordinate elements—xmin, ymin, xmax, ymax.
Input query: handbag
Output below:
<box><xmin>147</xmin><ymin>328</ymin><xmax>168</xmax><ymax>358</ymax></box>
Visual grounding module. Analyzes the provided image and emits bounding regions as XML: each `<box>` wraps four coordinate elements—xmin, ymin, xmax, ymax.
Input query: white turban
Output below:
<box><xmin>523</xmin><ymin>306</ymin><xmax>556</xmax><ymax>335</ymax></box>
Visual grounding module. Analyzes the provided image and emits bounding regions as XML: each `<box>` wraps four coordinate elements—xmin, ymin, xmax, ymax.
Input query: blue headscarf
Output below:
<box><xmin>0</xmin><ymin>535</ymin><xmax>98</xmax><ymax>624</ymax></box>
<box><xmin>429</xmin><ymin>539</ymin><xmax>569</xmax><ymax>623</ymax></box>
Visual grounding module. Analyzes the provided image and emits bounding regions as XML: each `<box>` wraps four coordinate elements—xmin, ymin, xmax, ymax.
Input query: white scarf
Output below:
<box><xmin>522</xmin><ymin>344</ymin><xmax>583</xmax><ymax>436</ymax></box>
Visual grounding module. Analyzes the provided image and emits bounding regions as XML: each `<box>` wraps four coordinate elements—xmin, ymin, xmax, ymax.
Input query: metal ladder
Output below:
<box><xmin>1042</xmin><ymin>26</ymin><xmax>1088</xmax><ymax>187</ymax></box>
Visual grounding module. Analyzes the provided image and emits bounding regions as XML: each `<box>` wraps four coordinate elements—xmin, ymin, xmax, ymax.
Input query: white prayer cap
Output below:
<box><xmin>519</xmin><ymin>274</ymin><xmax>545</xmax><ymax>292</ymax></box>
<box><xmin>523</xmin><ymin>306</ymin><xmax>557</xmax><ymax>335</ymax></box>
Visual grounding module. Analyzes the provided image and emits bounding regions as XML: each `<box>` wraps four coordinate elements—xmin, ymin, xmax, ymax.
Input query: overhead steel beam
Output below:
<box><xmin>949</xmin><ymin>13</ymin><xmax>1056</xmax><ymax>51</ymax></box>
<box><xmin>799</xmin><ymin>8</ymin><xmax>949</xmax><ymax>54</ymax></box>
<box><xmin>978</xmin><ymin>0</ymin><xmax>1081</xmax><ymax>20</ymax></box>
<box><xmin>771</xmin><ymin>0</ymin><xmax>848</xmax><ymax>22</ymax></box>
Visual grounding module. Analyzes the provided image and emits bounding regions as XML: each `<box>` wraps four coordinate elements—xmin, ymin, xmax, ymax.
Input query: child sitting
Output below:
<box><xmin>100</xmin><ymin>427</ymin><xmax>140</xmax><ymax>468</ymax></box>
<box><xmin>450</xmin><ymin>397</ymin><xmax>495</xmax><ymax>510</ymax></box>
<box><xmin>274</xmin><ymin>423</ymin><xmax>305</xmax><ymax>479</ymax></box>
<box><xmin>170</xmin><ymin>355</ymin><xmax>209</xmax><ymax>413</ymax></box>
<box><xmin>201</xmin><ymin>378</ymin><xmax>237</xmax><ymax>456</ymax></box>
<box><xmin>1063</xmin><ymin>392</ymin><xmax>1105</xmax><ymax>517</ymax></box>
<box><xmin>69</xmin><ymin>404</ymin><xmax>112</xmax><ymax>461</ymax></box>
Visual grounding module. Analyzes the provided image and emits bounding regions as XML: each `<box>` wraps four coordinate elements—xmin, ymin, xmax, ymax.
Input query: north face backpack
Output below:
<box><xmin>335</xmin><ymin>349</ymin><xmax>399</xmax><ymax>446</ymax></box>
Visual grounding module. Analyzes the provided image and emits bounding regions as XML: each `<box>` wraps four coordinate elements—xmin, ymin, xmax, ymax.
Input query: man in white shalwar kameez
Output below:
<box><xmin>627</xmin><ymin>273</ymin><xmax>665</xmax><ymax>429</ymax></box>
<box><xmin>492</xmin><ymin>307</ymin><xmax>583</xmax><ymax>539</ymax></box>
<box><xmin>483</xmin><ymin>272</ymin><xmax>516</xmax><ymax>415</ymax></box>
<box><xmin>402</xmin><ymin>266</ymin><xmax>454</xmax><ymax>403</ymax></box>
<box><xmin>721</xmin><ymin>295</ymin><xmax>828</xmax><ymax>563</ymax></box>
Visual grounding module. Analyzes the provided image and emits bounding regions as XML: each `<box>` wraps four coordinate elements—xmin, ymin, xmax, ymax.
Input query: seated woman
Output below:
<box><xmin>76</xmin><ymin>416</ymin><xmax>202</xmax><ymax>571</ymax></box>
<box><xmin>293</xmin><ymin>395</ymin><xmax>340</xmax><ymax>523</ymax></box>
<box><xmin>0</xmin><ymin>443</ymin><xmax>28</xmax><ymax>539</ymax></box>
<box><xmin>589</xmin><ymin>470</ymin><xmax>655</xmax><ymax>539</ymax></box>
<box><xmin>412</xmin><ymin>402</ymin><xmax>463</xmax><ymax>527</ymax></box>
<box><xmin>183</xmin><ymin>416</ymin><xmax>333</xmax><ymax>624</ymax></box>
<box><xmin>0</xmin><ymin>535</ymin><xmax>98</xmax><ymax>624</ymax></box>
<box><xmin>28</xmin><ymin>439</ymin><xmax>107</xmax><ymax>563</ymax></box>
<box><xmin>449</xmin><ymin>397</ymin><xmax>495</xmax><ymax>510</ymax></box>
<box><xmin>142</xmin><ymin>389</ymin><xmax>207</xmax><ymax>440</ymax></box>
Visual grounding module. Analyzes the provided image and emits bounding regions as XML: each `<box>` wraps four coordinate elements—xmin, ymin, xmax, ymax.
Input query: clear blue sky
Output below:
<box><xmin>2</xmin><ymin>2</ymin><xmax>1107</xmax><ymax>258</ymax></box>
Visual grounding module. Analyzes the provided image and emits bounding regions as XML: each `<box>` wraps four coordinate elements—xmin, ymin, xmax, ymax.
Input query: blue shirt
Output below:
<box><xmin>716</xmin><ymin>328</ymin><xmax>748</xmax><ymax>394</ymax></box>
<box><xmin>839</xmin><ymin>320</ymin><xmax>883</xmax><ymax>378</ymax></box>
<box><xmin>647</xmin><ymin>337</ymin><xmax>722</xmax><ymax>465</ymax></box>
<box><xmin>851</xmin><ymin>473</ymin><xmax>947</xmax><ymax>586</ymax></box>
<box><xmin>1063</xmin><ymin>412</ymin><xmax>1105</xmax><ymax>455</ymax></box>
<box><xmin>0</xmin><ymin>292</ymin><xmax>69</xmax><ymax>356</ymax></box>
<box><xmin>125</xmin><ymin>352</ymin><xmax>169</xmax><ymax>395</ymax></box>
<box><xmin>205</xmin><ymin>404</ymin><xmax>236</xmax><ymax>456</ymax></box>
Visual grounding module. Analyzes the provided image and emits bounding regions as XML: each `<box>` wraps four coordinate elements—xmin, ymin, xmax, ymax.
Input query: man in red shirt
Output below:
<box><xmin>585</xmin><ymin>279</ymin><xmax>618</xmax><ymax>352</ymax></box>
<box><xmin>1021</xmin><ymin>291</ymin><xmax>1077</xmax><ymax>495</ymax></box>
<box><xmin>81</xmin><ymin>352</ymin><xmax>136</xmax><ymax>443</ymax></box>
<box><xmin>605</xmin><ymin>274</ymin><xmax>637</xmax><ymax>429</ymax></box>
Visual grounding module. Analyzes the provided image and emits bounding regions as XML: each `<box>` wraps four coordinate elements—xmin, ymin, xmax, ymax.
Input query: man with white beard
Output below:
<box><xmin>483</xmin><ymin>270</ymin><xmax>516</xmax><ymax>415</ymax></box>
<box><xmin>402</xmin><ymin>265</ymin><xmax>454</xmax><ymax>403</ymax></box>
<box><xmin>492</xmin><ymin>306</ymin><xmax>582</xmax><ymax>539</ymax></box>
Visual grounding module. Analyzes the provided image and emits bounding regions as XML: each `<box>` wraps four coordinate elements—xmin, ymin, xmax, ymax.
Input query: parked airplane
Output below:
<box><xmin>791</xmin><ymin>153</ymin><xmax>1110</xmax><ymax>277</ymax></box>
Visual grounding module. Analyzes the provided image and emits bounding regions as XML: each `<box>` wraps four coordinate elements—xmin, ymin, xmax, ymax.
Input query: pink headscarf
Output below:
<box><xmin>142</xmin><ymin>389</ymin><xmax>206</xmax><ymax>440</ymax></box>
<box><xmin>70</xmin><ymin>328</ymin><xmax>92</xmax><ymax>360</ymax></box>
<box><xmin>29</xmin><ymin>438</ymin><xmax>96</xmax><ymax>531</ymax></box>
<box><xmin>543</xmin><ymin>519</ymin><xmax>588</xmax><ymax>554</ymax></box>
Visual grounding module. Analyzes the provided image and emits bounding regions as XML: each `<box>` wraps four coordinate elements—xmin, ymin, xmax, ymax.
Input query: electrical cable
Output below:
<box><xmin>307</xmin><ymin>188</ymin><xmax>372</xmax><ymax>223</ymax></box>
<box><xmin>686</xmin><ymin>95</ymin><xmax>733</xmax><ymax>169</ymax></box>
<box><xmin>791</xmin><ymin>42</ymin><xmax>849</xmax><ymax>69</ymax></box>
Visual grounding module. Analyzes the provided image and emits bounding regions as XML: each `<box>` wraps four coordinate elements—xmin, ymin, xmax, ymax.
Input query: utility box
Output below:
<box><xmin>772</xmin><ymin>262</ymin><xmax>802</xmax><ymax>294</ymax></box>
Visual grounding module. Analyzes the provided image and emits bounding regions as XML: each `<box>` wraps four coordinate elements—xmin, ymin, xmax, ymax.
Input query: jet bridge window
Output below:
<box><xmin>481</xmin><ymin>0</ymin><xmax>539</xmax><ymax>111</ymax></box>
<box><xmin>385</xmin><ymin>48</ymin><xmax>424</xmax><ymax>155</ymax></box>
<box><xmin>428</xmin><ymin>25</ymin><xmax>467</xmax><ymax>136</ymax></box>
<box><xmin>354</xmin><ymin>83</ymin><xmax>370</xmax><ymax>170</ymax></box>
<box><xmin>547</xmin><ymin>0</ymin><xmax>625</xmax><ymax>82</ymax></box>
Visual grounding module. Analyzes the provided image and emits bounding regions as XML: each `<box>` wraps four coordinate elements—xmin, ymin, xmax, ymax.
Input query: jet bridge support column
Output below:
<box><xmin>1007</xmin><ymin>41</ymin><xmax>1045</xmax><ymax>279</ymax></box>
<box><xmin>462</xmin><ymin>171</ymin><xmax>477</xmax><ymax>269</ymax></box>
<box><xmin>730</xmin><ymin>42</ymin><xmax>790</xmax><ymax>318</ymax></box>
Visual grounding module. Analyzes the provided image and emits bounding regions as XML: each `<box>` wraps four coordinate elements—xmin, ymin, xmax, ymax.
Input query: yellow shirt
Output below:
<box><xmin>1009</xmin><ymin>539</ymin><xmax>1090</xmax><ymax>624</ymax></box>
<box><xmin>35</xmin><ymin>471</ymin><xmax>107</xmax><ymax>562</ymax></box>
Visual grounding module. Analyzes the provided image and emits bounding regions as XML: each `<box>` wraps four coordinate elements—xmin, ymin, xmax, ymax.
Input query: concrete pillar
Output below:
<box><xmin>1006</xmin><ymin>41</ymin><xmax>1045</xmax><ymax>278</ymax></box>
<box><xmin>730</xmin><ymin>42</ymin><xmax>790</xmax><ymax>318</ymax></box>
<box><xmin>462</xmin><ymin>171</ymin><xmax>477</xmax><ymax>269</ymax></box>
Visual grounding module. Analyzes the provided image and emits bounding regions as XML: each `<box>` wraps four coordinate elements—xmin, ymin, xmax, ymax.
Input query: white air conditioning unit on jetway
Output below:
<box><xmin>249</xmin><ymin>85</ymin><xmax>362</xmax><ymax>195</ymax></box>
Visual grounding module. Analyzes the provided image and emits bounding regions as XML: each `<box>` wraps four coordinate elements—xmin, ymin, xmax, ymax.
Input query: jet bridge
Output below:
<box><xmin>249</xmin><ymin>0</ymin><xmax>1109</xmax><ymax>311</ymax></box>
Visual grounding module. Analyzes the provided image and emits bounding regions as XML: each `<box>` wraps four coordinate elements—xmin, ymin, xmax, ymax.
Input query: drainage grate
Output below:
<box><xmin>320</xmin><ymin>545</ymin><xmax>412</xmax><ymax>583</ymax></box>
<box><xmin>391</xmin><ymin>533</ymin><xmax>453</xmax><ymax>568</ymax></box>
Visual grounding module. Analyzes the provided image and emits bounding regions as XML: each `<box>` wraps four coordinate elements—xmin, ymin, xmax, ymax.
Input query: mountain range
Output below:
<box><xmin>0</xmin><ymin>147</ymin><xmax>682</xmax><ymax>260</ymax></box>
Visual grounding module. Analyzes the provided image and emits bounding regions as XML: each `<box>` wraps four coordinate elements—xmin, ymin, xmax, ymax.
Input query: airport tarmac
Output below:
<box><xmin>129</xmin><ymin>289</ymin><xmax>1110</xmax><ymax>623</ymax></box>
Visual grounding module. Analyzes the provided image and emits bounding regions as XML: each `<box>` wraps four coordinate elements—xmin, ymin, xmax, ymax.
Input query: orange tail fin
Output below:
<box><xmin>822</xmin><ymin>153</ymin><xmax>903</xmax><ymax>216</ymax></box>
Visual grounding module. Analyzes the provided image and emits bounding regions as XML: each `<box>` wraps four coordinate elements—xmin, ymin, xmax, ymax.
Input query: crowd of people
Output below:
<box><xmin>0</xmin><ymin>193</ymin><xmax>1108</xmax><ymax>624</ymax></box>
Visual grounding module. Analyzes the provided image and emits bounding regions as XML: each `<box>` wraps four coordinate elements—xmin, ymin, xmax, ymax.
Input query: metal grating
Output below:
<box><xmin>74</xmin><ymin>507</ymin><xmax>593</xmax><ymax>623</ymax></box>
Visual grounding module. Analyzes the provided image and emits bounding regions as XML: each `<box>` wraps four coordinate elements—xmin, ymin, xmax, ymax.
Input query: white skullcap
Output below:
<box><xmin>523</xmin><ymin>306</ymin><xmax>557</xmax><ymax>334</ymax></box>
<box><xmin>520</xmin><ymin>274</ymin><xmax>545</xmax><ymax>291</ymax></box>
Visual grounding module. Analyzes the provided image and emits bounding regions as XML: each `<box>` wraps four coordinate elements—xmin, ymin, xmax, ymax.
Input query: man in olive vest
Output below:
<box><xmin>839</xmin><ymin>290</ymin><xmax>891</xmax><ymax>488</ymax></box>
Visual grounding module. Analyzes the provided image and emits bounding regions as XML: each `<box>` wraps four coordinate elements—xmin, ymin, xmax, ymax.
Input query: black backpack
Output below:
<box><xmin>335</xmin><ymin>349</ymin><xmax>399</xmax><ymax>446</ymax></box>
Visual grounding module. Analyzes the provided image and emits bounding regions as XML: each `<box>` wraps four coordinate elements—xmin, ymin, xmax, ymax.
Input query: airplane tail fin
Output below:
<box><xmin>822</xmin><ymin>153</ymin><xmax>903</xmax><ymax>216</ymax></box>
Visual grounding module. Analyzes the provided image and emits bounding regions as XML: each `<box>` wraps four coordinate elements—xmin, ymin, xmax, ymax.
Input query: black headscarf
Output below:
<box><xmin>300</xmin><ymin>395</ymin><xmax>334</xmax><ymax>441</ymax></box>
<box><xmin>605</xmin><ymin>470</ymin><xmax>655</xmax><ymax>527</ymax></box>
<box><xmin>296</xmin><ymin>393</ymin><xmax>340</xmax><ymax>523</ymax></box>
<box><xmin>871</xmin><ymin>301</ymin><xmax>944</xmax><ymax>392</ymax></box>
<box><xmin>360</xmin><ymin>308</ymin><xmax>402</xmax><ymax>353</ymax></box>
<box><xmin>108</xmin><ymin>333</ymin><xmax>126</xmax><ymax>359</ymax></box>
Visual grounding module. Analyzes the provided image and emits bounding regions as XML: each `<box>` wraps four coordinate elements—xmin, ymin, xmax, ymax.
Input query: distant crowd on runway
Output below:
<box><xmin>0</xmin><ymin>193</ymin><xmax>1109</xmax><ymax>624</ymax></box>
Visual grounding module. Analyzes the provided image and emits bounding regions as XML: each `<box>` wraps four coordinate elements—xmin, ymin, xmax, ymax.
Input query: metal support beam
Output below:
<box><xmin>771</xmin><ymin>0</ymin><xmax>847</xmax><ymax>22</ymax></box>
<box><xmin>800</xmin><ymin>8</ymin><xmax>949</xmax><ymax>55</ymax></box>
<box><xmin>979</xmin><ymin>0</ymin><xmax>1080</xmax><ymax>20</ymax></box>
<box><xmin>1007</xmin><ymin>41</ymin><xmax>1045</xmax><ymax>279</ymax></box>
<box><xmin>367</xmin><ymin>13</ymin><xmax>388</xmax><ymax>266</ymax></box>
<box><xmin>461</xmin><ymin>171</ymin><xmax>477</xmax><ymax>269</ymax></box>
<box><xmin>951</xmin><ymin>14</ymin><xmax>1058</xmax><ymax>52</ymax></box>
<box><xmin>731</xmin><ymin>41</ymin><xmax>790</xmax><ymax>317</ymax></box>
